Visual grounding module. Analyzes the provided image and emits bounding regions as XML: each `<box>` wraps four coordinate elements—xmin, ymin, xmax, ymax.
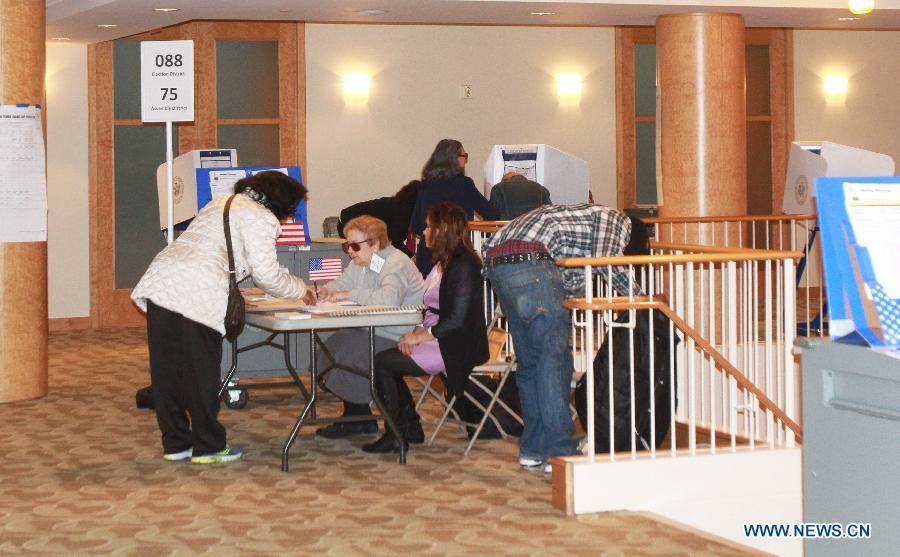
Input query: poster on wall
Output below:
<box><xmin>0</xmin><ymin>104</ymin><xmax>47</xmax><ymax>243</ymax></box>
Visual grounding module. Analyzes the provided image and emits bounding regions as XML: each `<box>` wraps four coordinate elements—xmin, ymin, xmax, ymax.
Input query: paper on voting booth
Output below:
<box><xmin>816</xmin><ymin>176</ymin><xmax>900</xmax><ymax>348</ymax></box>
<box><xmin>0</xmin><ymin>105</ymin><xmax>47</xmax><ymax>243</ymax></box>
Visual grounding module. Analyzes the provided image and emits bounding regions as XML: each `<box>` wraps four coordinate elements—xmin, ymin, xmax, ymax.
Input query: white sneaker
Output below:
<box><xmin>163</xmin><ymin>448</ymin><xmax>192</xmax><ymax>462</ymax></box>
<box><xmin>519</xmin><ymin>456</ymin><xmax>543</xmax><ymax>469</ymax></box>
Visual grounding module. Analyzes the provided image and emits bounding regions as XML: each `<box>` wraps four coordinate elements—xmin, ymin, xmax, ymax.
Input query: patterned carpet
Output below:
<box><xmin>0</xmin><ymin>327</ymin><xmax>752</xmax><ymax>556</ymax></box>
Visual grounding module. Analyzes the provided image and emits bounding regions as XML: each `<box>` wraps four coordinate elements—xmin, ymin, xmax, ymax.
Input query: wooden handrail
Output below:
<box><xmin>645</xmin><ymin>214</ymin><xmax>817</xmax><ymax>224</ymax></box>
<box><xmin>557</xmin><ymin>249</ymin><xmax>802</xmax><ymax>268</ymax></box>
<box><xmin>563</xmin><ymin>296</ymin><xmax>803</xmax><ymax>442</ymax></box>
<box><xmin>468</xmin><ymin>220</ymin><xmax>510</xmax><ymax>232</ymax></box>
<box><xmin>650</xmin><ymin>242</ymin><xmax>786</xmax><ymax>254</ymax></box>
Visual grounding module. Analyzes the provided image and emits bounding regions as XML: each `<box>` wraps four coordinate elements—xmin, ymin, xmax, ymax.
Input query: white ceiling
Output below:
<box><xmin>47</xmin><ymin>0</ymin><xmax>900</xmax><ymax>44</ymax></box>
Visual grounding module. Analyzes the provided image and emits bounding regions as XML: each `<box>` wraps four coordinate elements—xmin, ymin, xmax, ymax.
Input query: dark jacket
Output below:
<box><xmin>431</xmin><ymin>246</ymin><xmax>489</xmax><ymax>403</ymax></box>
<box><xmin>339</xmin><ymin>196</ymin><xmax>415</xmax><ymax>257</ymax></box>
<box><xmin>489</xmin><ymin>176</ymin><xmax>552</xmax><ymax>220</ymax></box>
<box><xmin>411</xmin><ymin>175</ymin><xmax>499</xmax><ymax>275</ymax></box>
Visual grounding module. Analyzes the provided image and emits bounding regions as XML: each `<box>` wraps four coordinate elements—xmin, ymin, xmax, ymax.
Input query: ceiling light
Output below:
<box><xmin>96</xmin><ymin>24</ymin><xmax>118</xmax><ymax>28</ymax></box>
<box><xmin>354</xmin><ymin>8</ymin><xmax>387</xmax><ymax>15</ymax></box>
<box><xmin>51</xmin><ymin>37</ymin><xmax>71</xmax><ymax>41</ymax></box>
<box><xmin>152</xmin><ymin>8</ymin><xmax>180</xmax><ymax>12</ymax></box>
<box><xmin>531</xmin><ymin>12</ymin><xmax>557</xmax><ymax>16</ymax></box>
<box><xmin>848</xmin><ymin>0</ymin><xmax>874</xmax><ymax>15</ymax></box>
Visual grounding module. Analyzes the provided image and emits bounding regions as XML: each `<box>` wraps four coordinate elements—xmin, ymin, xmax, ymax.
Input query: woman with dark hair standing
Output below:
<box><xmin>410</xmin><ymin>139</ymin><xmax>498</xmax><ymax>276</ymax></box>
<box><xmin>337</xmin><ymin>180</ymin><xmax>420</xmax><ymax>257</ymax></box>
<box><xmin>363</xmin><ymin>202</ymin><xmax>489</xmax><ymax>453</ymax></box>
<box><xmin>132</xmin><ymin>171</ymin><xmax>314</xmax><ymax>465</ymax></box>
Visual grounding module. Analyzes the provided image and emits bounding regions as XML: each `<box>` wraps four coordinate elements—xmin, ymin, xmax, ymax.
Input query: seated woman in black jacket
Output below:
<box><xmin>363</xmin><ymin>202</ymin><xmax>489</xmax><ymax>453</ymax></box>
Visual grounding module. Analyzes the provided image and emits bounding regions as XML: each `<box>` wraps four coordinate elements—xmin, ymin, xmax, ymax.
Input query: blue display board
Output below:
<box><xmin>194</xmin><ymin>166</ymin><xmax>310</xmax><ymax>243</ymax></box>
<box><xmin>816</xmin><ymin>176</ymin><xmax>900</xmax><ymax>348</ymax></box>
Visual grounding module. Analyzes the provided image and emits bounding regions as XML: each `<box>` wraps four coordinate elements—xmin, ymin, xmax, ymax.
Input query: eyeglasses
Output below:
<box><xmin>458</xmin><ymin>152</ymin><xmax>469</xmax><ymax>160</ymax></box>
<box><xmin>341</xmin><ymin>238</ymin><xmax>375</xmax><ymax>253</ymax></box>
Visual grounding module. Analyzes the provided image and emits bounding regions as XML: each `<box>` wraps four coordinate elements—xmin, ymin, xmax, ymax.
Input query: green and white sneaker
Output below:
<box><xmin>163</xmin><ymin>448</ymin><xmax>193</xmax><ymax>462</ymax></box>
<box><xmin>191</xmin><ymin>445</ymin><xmax>242</xmax><ymax>464</ymax></box>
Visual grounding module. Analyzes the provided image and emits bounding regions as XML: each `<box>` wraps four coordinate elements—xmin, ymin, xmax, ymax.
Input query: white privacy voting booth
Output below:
<box><xmin>155</xmin><ymin>148</ymin><xmax>237</xmax><ymax>229</ymax></box>
<box><xmin>483</xmin><ymin>144</ymin><xmax>589</xmax><ymax>206</ymax></box>
<box><xmin>782</xmin><ymin>141</ymin><xmax>894</xmax><ymax>214</ymax></box>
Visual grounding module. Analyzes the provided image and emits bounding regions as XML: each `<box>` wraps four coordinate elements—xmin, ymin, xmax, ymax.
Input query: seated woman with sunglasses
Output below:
<box><xmin>363</xmin><ymin>202</ymin><xmax>489</xmax><ymax>453</ymax></box>
<box><xmin>313</xmin><ymin>215</ymin><xmax>424</xmax><ymax>439</ymax></box>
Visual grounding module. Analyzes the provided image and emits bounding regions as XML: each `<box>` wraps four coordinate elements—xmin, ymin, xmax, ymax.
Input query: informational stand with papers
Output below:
<box><xmin>0</xmin><ymin>105</ymin><xmax>46</xmax><ymax>243</ymax></box>
<box><xmin>816</xmin><ymin>176</ymin><xmax>900</xmax><ymax>350</ymax></box>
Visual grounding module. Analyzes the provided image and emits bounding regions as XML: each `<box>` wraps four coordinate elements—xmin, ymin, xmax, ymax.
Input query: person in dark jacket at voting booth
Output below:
<box><xmin>411</xmin><ymin>139</ymin><xmax>499</xmax><ymax>276</ymax></box>
<box><xmin>363</xmin><ymin>202</ymin><xmax>489</xmax><ymax>454</ymax></box>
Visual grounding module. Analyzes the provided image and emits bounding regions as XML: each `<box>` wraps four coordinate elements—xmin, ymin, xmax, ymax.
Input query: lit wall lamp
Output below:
<box><xmin>342</xmin><ymin>73</ymin><xmax>370</xmax><ymax>101</ymax></box>
<box><xmin>824</xmin><ymin>74</ymin><xmax>848</xmax><ymax>105</ymax></box>
<box><xmin>848</xmin><ymin>0</ymin><xmax>874</xmax><ymax>15</ymax></box>
<box><xmin>556</xmin><ymin>74</ymin><xmax>582</xmax><ymax>98</ymax></box>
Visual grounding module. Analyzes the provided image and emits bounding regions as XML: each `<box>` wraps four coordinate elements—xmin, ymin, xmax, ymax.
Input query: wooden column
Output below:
<box><xmin>657</xmin><ymin>13</ymin><xmax>746</xmax><ymax>231</ymax></box>
<box><xmin>0</xmin><ymin>0</ymin><xmax>47</xmax><ymax>403</ymax></box>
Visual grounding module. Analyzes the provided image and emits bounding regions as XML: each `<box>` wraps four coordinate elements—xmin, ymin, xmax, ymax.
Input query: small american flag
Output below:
<box><xmin>276</xmin><ymin>219</ymin><xmax>306</xmax><ymax>245</ymax></box>
<box><xmin>308</xmin><ymin>257</ymin><xmax>343</xmax><ymax>281</ymax></box>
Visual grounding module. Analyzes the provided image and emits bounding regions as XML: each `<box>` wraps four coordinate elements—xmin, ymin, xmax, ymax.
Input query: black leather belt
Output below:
<box><xmin>487</xmin><ymin>251</ymin><xmax>552</xmax><ymax>268</ymax></box>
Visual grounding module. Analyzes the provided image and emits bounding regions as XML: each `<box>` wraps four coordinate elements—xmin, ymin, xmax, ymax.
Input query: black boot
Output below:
<box><xmin>316</xmin><ymin>401</ymin><xmax>377</xmax><ymax>439</ymax></box>
<box><xmin>362</xmin><ymin>431</ymin><xmax>407</xmax><ymax>453</ymax></box>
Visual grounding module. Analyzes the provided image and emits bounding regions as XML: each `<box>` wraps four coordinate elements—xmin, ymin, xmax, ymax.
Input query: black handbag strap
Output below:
<box><xmin>224</xmin><ymin>195</ymin><xmax>237</xmax><ymax>280</ymax></box>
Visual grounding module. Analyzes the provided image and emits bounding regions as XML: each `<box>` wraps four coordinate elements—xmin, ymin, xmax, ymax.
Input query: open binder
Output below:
<box><xmin>816</xmin><ymin>176</ymin><xmax>900</xmax><ymax>348</ymax></box>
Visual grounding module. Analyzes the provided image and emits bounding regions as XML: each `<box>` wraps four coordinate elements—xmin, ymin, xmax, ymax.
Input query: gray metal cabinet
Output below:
<box><xmin>798</xmin><ymin>340</ymin><xmax>900</xmax><ymax>556</ymax></box>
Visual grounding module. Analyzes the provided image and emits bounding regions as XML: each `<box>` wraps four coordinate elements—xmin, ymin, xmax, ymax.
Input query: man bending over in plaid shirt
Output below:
<box><xmin>482</xmin><ymin>204</ymin><xmax>634</xmax><ymax>473</ymax></box>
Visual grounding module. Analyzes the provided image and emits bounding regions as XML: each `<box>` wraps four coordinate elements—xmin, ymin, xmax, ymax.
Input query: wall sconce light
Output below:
<box><xmin>823</xmin><ymin>74</ymin><xmax>848</xmax><ymax>106</ymax></box>
<box><xmin>556</xmin><ymin>74</ymin><xmax>582</xmax><ymax>98</ymax></box>
<box><xmin>848</xmin><ymin>0</ymin><xmax>874</xmax><ymax>15</ymax></box>
<box><xmin>824</xmin><ymin>75</ymin><xmax>848</xmax><ymax>96</ymax></box>
<box><xmin>342</xmin><ymin>73</ymin><xmax>370</xmax><ymax>99</ymax></box>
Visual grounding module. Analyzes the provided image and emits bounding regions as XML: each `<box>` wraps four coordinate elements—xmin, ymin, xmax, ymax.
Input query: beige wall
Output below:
<box><xmin>793</xmin><ymin>30</ymin><xmax>900</xmax><ymax>168</ymax></box>
<box><xmin>305</xmin><ymin>24</ymin><xmax>616</xmax><ymax>235</ymax></box>
<box><xmin>46</xmin><ymin>28</ymin><xmax>900</xmax><ymax>320</ymax></box>
<box><xmin>46</xmin><ymin>43</ymin><xmax>90</xmax><ymax>319</ymax></box>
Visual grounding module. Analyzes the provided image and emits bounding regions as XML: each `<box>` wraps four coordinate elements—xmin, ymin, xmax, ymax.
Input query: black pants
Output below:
<box><xmin>373</xmin><ymin>348</ymin><xmax>429</xmax><ymax>428</ymax></box>
<box><xmin>147</xmin><ymin>300</ymin><xmax>225</xmax><ymax>456</ymax></box>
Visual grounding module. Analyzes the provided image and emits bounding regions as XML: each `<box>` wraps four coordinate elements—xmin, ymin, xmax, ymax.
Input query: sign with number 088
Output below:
<box><xmin>140</xmin><ymin>40</ymin><xmax>195</xmax><ymax>123</ymax></box>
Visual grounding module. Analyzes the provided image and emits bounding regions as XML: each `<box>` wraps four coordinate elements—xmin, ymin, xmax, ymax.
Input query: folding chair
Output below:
<box><xmin>426</xmin><ymin>307</ymin><xmax>523</xmax><ymax>455</ymax></box>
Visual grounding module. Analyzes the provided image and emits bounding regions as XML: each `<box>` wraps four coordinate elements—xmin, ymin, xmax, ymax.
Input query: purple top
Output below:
<box><xmin>411</xmin><ymin>266</ymin><xmax>444</xmax><ymax>375</ymax></box>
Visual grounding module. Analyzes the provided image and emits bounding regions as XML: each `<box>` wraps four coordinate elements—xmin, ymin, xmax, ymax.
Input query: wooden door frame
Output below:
<box><xmin>88</xmin><ymin>21</ymin><xmax>305</xmax><ymax>328</ymax></box>
<box><xmin>615</xmin><ymin>27</ymin><xmax>794</xmax><ymax>214</ymax></box>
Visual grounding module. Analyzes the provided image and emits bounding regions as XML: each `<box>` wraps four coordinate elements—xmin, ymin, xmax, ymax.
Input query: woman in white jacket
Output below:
<box><xmin>132</xmin><ymin>171</ymin><xmax>312</xmax><ymax>464</ymax></box>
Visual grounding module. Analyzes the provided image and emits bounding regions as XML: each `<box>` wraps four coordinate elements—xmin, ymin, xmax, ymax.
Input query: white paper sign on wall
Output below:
<box><xmin>140</xmin><ymin>40</ymin><xmax>194</xmax><ymax>123</ymax></box>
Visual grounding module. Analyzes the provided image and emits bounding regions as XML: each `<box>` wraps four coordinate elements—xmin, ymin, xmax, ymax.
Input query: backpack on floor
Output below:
<box><xmin>574</xmin><ymin>309</ymin><xmax>679</xmax><ymax>453</ymax></box>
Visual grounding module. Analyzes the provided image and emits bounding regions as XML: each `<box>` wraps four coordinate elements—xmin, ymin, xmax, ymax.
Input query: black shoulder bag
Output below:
<box><xmin>223</xmin><ymin>195</ymin><xmax>245</xmax><ymax>341</ymax></box>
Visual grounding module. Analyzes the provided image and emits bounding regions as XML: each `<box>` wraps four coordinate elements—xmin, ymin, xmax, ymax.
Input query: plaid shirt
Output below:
<box><xmin>483</xmin><ymin>204</ymin><xmax>635</xmax><ymax>296</ymax></box>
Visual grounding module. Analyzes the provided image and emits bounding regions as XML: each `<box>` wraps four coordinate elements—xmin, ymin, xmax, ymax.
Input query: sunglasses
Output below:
<box><xmin>458</xmin><ymin>153</ymin><xmax>469</xmax><ymax>160</ymax></box>
<box><xmin>341</xmin><ymin>238</ymin><xmax>375</xmax><ymax>253</ymax></box>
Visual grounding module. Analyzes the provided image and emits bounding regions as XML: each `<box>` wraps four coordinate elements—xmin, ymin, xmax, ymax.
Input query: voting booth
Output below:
<box><xmin>782</xmin><ymin>142</ymin><xmax>894</xmax><ymax>214</ymax></box>
<box><xmin>155</xmin><ymin>149</ymin><xmax>237</xmax><ymax>229</ymax></box>
<box><xmin>483</xmin><ymin>144</ymin><xmax>589</xmax><ymax>206</ymax></box>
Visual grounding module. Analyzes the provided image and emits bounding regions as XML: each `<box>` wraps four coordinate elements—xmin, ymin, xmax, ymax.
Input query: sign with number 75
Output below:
<box><xmin>140</xmin><ymin>40</ymin><xmax>194</xmax><ymax>123</ymax></box>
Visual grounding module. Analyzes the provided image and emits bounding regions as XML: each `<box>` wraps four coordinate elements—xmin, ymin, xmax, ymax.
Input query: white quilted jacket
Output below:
<box><xmin>131</xmin><ymin>193</ymin><xmax>307</xmax><ymax>335</ymax></box>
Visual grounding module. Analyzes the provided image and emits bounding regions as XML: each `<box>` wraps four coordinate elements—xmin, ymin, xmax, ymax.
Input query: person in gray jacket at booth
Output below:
<box><xmin>314</xmin><ymin>215</ymin><xmax>425</xmax><ymax>439</ymax></box>
<box><xmin>132</xmin><ymin>171</ymin><xmax>312</xmax><ymax>465</ymax></box>
<box><xmin>489</xmin><ymin>171</ymin><xmax>552</xmax><ymax>220</ymax></box>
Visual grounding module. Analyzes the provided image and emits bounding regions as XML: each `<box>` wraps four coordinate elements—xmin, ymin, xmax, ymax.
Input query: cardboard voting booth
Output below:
<box><xmin>782</xmin><ymin>142</ymin><xmax>894</xmax><ymax>214</ymax></box>
<box><xmin>155</xmin><ymin>149</ymin><xmax>237</xmax><ymax>229</ymax></box>
<box><xmin>194</xmin><ymin>166</ymin><xmax>310</xmax><ymax>245</ymax></box>
<box><xmin>816</xmin><ymin>176</ymin><xmax>900</xmax><ymax>349</ymax></box>
<box><xmin>483</xmin><ymin>144</ymin><xmax>589</xmax><ymax>206</ymax></box>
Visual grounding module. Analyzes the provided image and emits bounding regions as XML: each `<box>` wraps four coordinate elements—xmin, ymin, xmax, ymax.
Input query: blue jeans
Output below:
<box><xmin>486</xmin><ymin>259</ymin><xmax>577</xmax><ymax>462</ymax></box>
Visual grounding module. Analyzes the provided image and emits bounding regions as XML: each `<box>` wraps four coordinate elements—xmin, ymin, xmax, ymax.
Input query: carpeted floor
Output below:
<box><xmin>0</xmin><ymin>327</ymin><xmax>752</xmax><ymax>556</ymax></box>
